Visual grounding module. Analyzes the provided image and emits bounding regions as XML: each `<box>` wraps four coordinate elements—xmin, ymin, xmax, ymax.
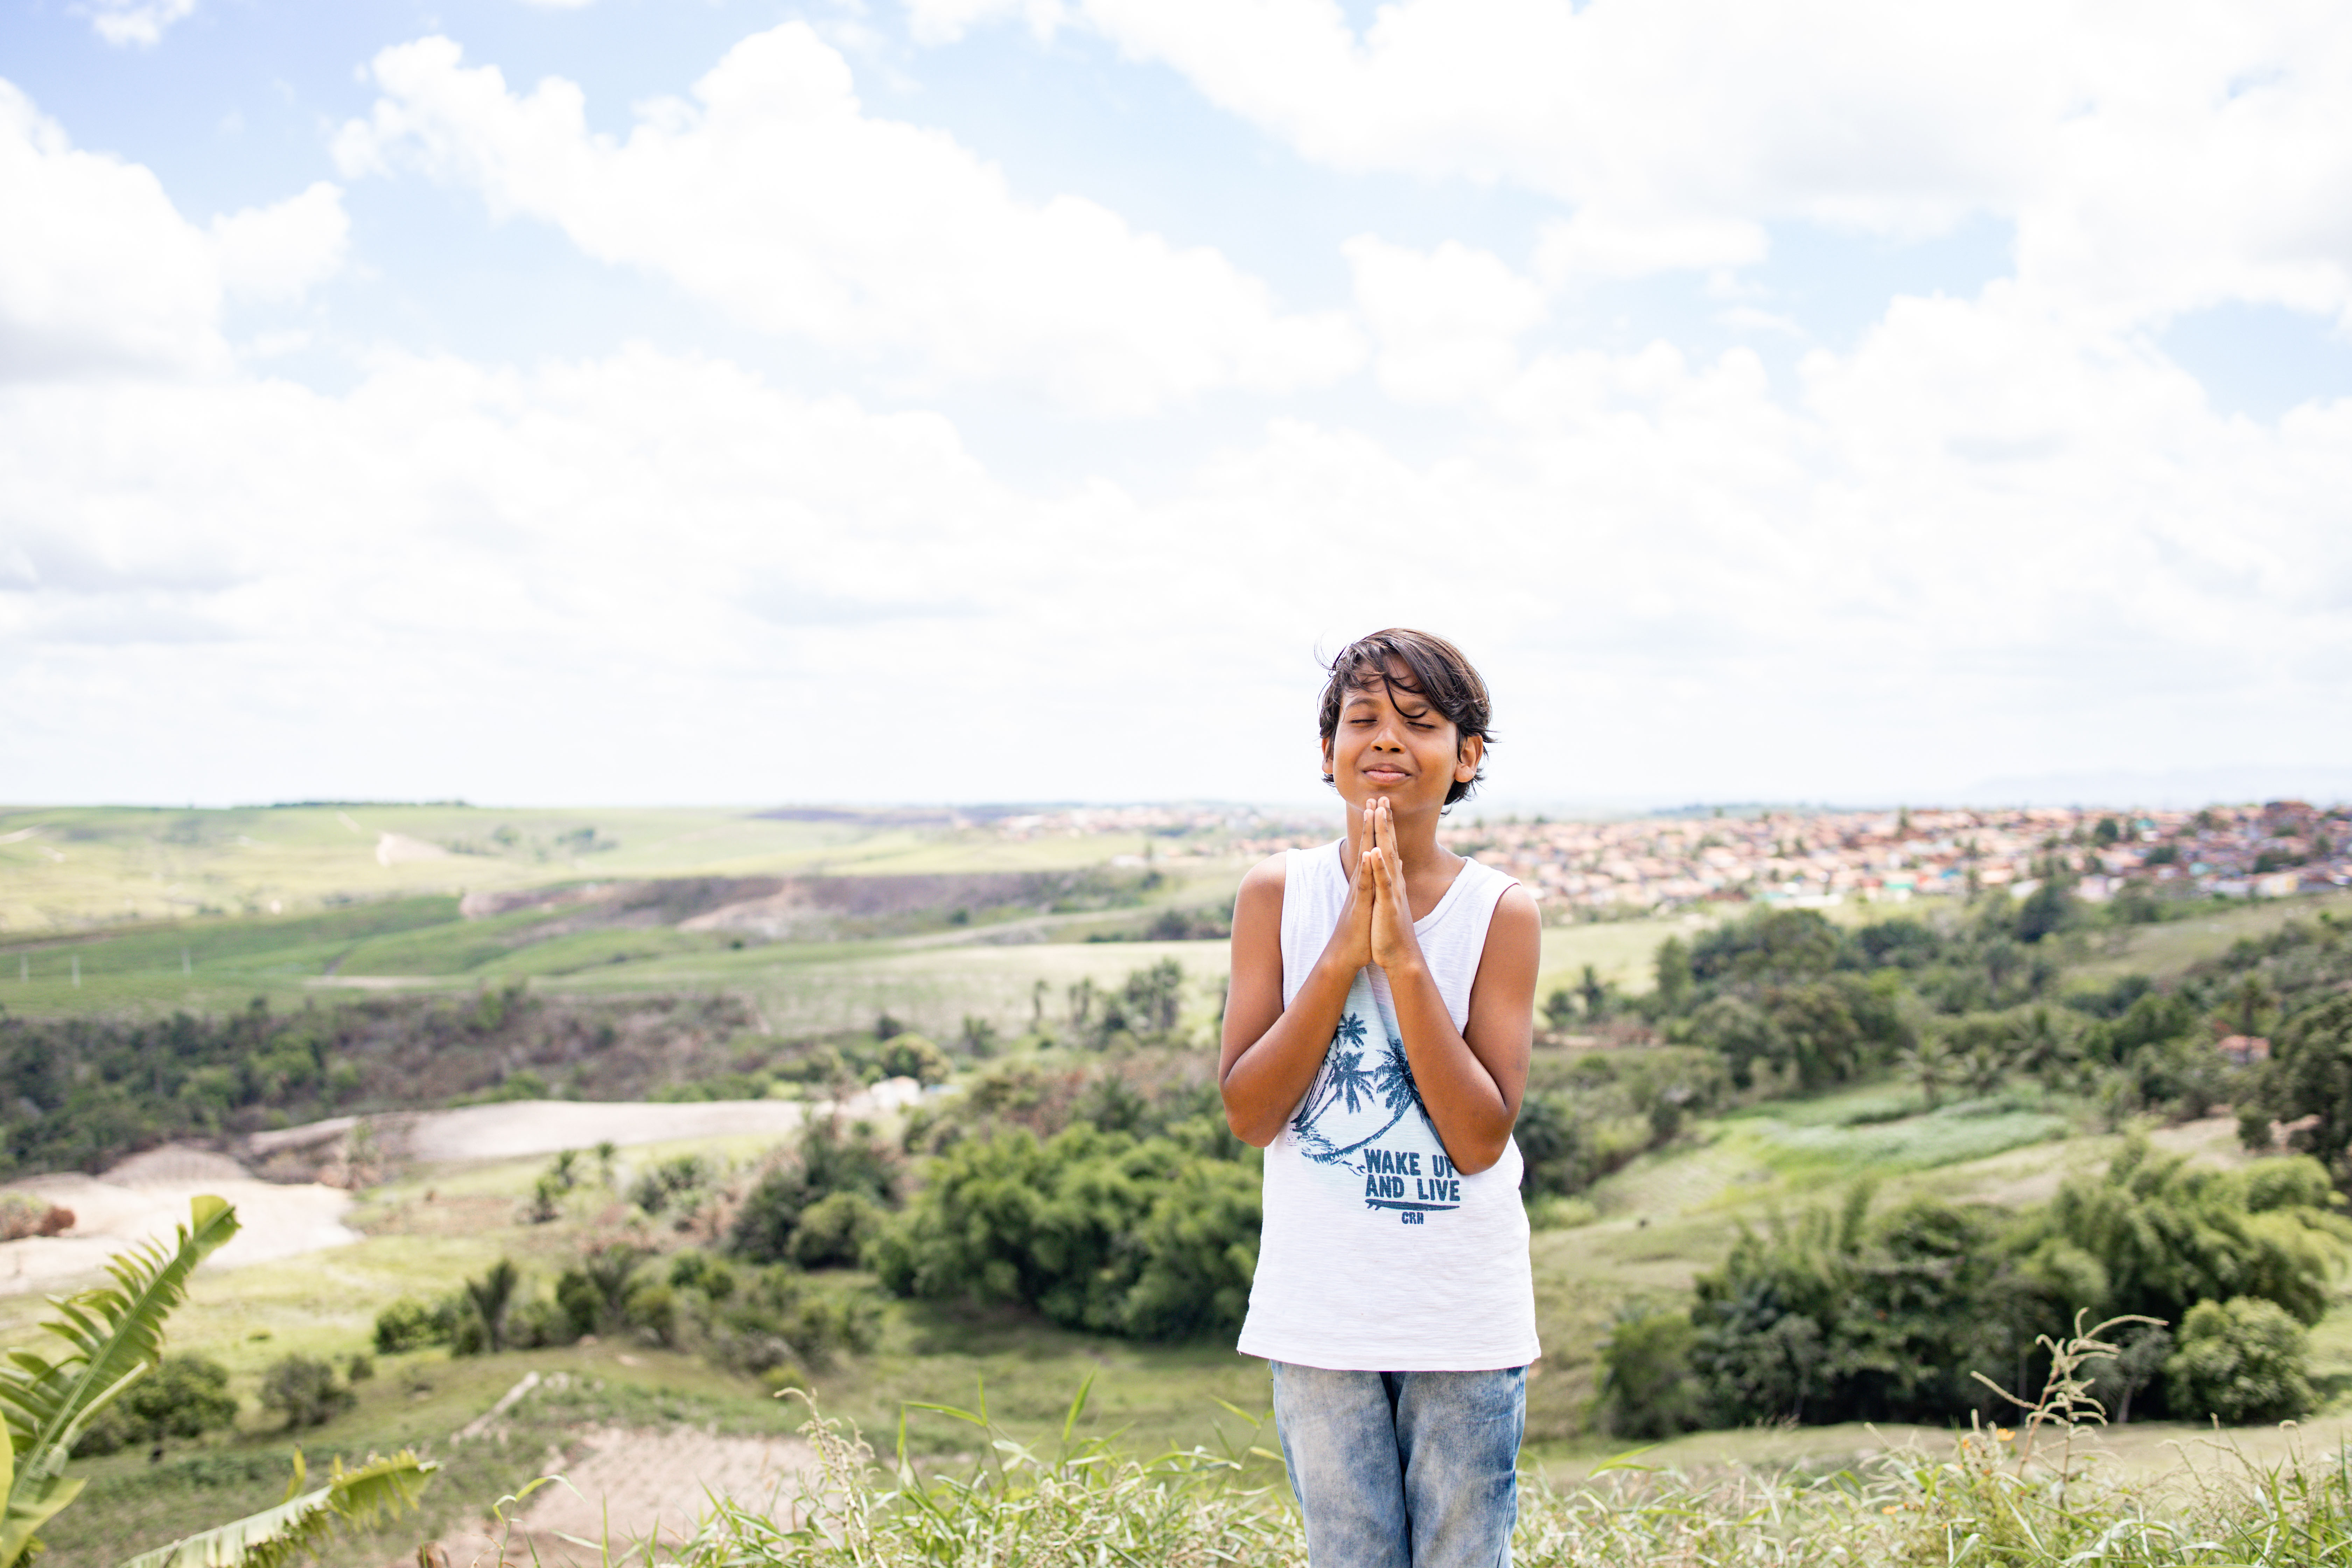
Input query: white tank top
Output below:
<box><xmin>1235</xmin><ymin>839</ymin><xmax>1540</xmax><ymax>1371</ymax></box>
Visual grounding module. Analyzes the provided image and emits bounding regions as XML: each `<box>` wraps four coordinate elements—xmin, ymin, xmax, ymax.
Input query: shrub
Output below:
<box><xmin>729</xmin><ymin>1119</ymin><xmax>898</xmax><ymax>1265</ymax></box>
<box><xmin>2165</xmin><ymin>1297</ymin><xmax>2314</xmax><ymax>1424</ymax></box>
<box><xmin>553</xmin><ymin>1241</ymin><xmax>651</xmax><ymax>1340</ymax></box>
<box><xmin>631</xmin><ymin>1154</ymin><xmax>716</xmax><ymax>1216</ymax></box>
<box><xmin>71</xmin><ymin>1353</ymin><xmax>238</xmax><ymax>1456</ymax></box>
<box><xmin>259</xmin><ymin>1354</ymin><xmax>355</xmax><ymax>1430</ymax></box>
<box><xmin>625</xmin><ymin>1281</ymin><xmax>679</xmax><ymax>1346</ymax></box>
<box><xmin>372</xmin><ymin>1296</ymin><xmax>454</xmax><ymax>1353</ymax></box>
<box><xmin>506</xmin><ymin>1297</ymin><xmax>578</xmax><ymax>1350</ymax></box>
<box><xmin>705</xmin><ymin>1265</ymin><xmax>880</xmax><ymax>1376</ymax></box>
<box><xmin>1597</xmin><ymin>1309</ymin><xmax>1703</xmax><ymax>1440</ymax></box>
<box><xmin>870</xmin><ymin>1125</ymin><xmax>1259</xmax><ymax>1340</ymax></box>
<box><xmin>789</xmin><ymin>1190</ymin><xmax>886</xmax><ymax>1270</ymax></box>
<box><xmin>0</xmin><ymin>1194</ymin><xmax>74</xmax><ymax>1241</ymax></box>
<box><xmin>879</xmin><ymin>1034</ymin><xmax>952</xmax><ymax>1085</ymax></box>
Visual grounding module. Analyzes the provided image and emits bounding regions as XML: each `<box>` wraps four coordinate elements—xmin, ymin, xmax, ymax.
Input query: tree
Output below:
<box><xmin>462</xmin><ymin>1259</ymin><xmax>520</xmax><ymax>1353</ymax></box>
<box><xmin>1578</xmin><ymin>964</ymin><xmax>1611</xmax><ymax>1021</ymax></box>
<box><xmin>2254</xmin><ymin>994</ymin><xmax>2352</xmax><ymax>1176</ymax></box>
<box><xmin>1899</xmin><ymin>1036</ymin><xmax>1951</xmax><ymax>1110</ymax></box>
<box><xmin>1541</xmin><ymin>988</ymin><xmax>1578</xmax><ymax>1034</ymax></box>
<box><xmin>2012</xmin><ymin>1138</ymin><xmax>2348</xmax><ymax>1330</ymax></box>
<box><xmin>2165</xmin><ymin>1297</ymin><xmax>2314</xmax><ymax>1424</ymax></box>
<box><xmin>1653</xmin><ymin>936</ymin><xmax>1694</xmax><ymax>1015</ymax></box>
<box><xmin>1597</xmin><ymin>1309</ymin><xmax>1703</xmax><ymax>1439</ymax></box>
<box><xmin>2010</xmin><ymin>1006</ymin><xmax>2076</xmax><ymax>1094</ymax></box>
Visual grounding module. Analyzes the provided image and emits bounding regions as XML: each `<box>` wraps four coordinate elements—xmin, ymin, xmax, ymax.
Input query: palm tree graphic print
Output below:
<box><xmin>1288</xmin><ymin>976</ymin><xmax>1465</xmax><ymax>1217</ymax></box>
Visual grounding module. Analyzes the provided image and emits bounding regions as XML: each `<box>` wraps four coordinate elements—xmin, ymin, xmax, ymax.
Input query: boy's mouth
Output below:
<box><xmin>1363</xmin><ymin>766</ymin><xmax>1412</xmax><ymax>784</ymax></box>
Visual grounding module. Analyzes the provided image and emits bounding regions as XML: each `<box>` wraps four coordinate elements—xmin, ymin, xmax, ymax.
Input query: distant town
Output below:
<box><xmin>995</xmin><ymin>800</ymin><xmax>2352</xmax><ymax>917</ymax></box>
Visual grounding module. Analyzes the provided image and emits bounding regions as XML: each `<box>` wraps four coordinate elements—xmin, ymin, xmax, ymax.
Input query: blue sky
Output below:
<box><xmin>3</xmin><ymin>0</ymin><xmax>2350</xmax><ymax>808</ymax></box>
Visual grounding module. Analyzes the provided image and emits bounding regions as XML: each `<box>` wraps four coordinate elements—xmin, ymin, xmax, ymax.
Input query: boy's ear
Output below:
<box><xmin>1455</xmin><ymin>734</ymin><xmax>1484</xmax><ymax>782</ymax></box>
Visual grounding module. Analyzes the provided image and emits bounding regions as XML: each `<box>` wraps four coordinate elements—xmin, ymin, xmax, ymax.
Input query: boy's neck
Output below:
<box><xmin>1342</xmin><ymin>802</ymin><xmax>1455</xmax><ymax>872</ymax></box>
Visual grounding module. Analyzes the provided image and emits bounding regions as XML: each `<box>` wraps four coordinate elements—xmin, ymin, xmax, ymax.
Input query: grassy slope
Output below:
<box><xmin>35</xmin><ymin>1083</ymin><xmax>2348</xmax><ymax>1564</ymax></box>
<box><xmin>0</xmin><ymin>804</ymin><xmax>1167</xmax><ymax>934</ymax></box>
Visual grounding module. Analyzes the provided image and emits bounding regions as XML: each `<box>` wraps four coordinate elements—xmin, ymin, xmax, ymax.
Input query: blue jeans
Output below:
<box><xmin>1269</xmin><ymin>1362</ymin><xmax>1526</xmax><ymax>1568</ymax></box>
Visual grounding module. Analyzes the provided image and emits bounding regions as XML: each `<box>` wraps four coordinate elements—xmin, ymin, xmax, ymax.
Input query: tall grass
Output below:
<box><xmin>638</xmin><ymin>1328</ymin><xmax>2352</xmax><ymax>1568</ymax></box>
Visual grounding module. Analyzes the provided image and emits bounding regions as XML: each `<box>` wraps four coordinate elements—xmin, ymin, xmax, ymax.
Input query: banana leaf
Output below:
<box><xmin>0</xmin><ymin>1195</ymin><xmax>240</xmax><ymax>1567</ymax></box>
<box><xmin>118</xmin><ymin>1450</ymin><xmax>440</xmax><ymax>1568</ymax></box>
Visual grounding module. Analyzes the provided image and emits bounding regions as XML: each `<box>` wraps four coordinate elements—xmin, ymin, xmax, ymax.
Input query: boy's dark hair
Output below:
<box><xmin>1317</xmin><ymin>628</ymin><xmax>1492</xmax><ymax>808</ymax></box>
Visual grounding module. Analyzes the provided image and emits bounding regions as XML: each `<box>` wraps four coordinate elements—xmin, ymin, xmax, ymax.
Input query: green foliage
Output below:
<box><xmin>2164</xmin><ymin>1297</ymin><xmax>2314</xmax><ymax>1424</ymax></box>
<box><xmin>2014</xmin><ymin>1137</ymin><xmax>2349</xmax><ymax>1329</ymax></box>
<box><xmin>730</xmin><ymin>1118</ymin><xmax>901</xmax><ymax>1265</ymax></box>
<box><xmin>256</xmin><ymin>1355</ymin><xmax>354</xmax><ymax>1431</ymax></box>
<box><xmin>458</xmin><ymin>1259</ymin><xmax>521</xmax><ymax>1354</ymax></box>
<box><xmin>631</xmin><ymin>1153</ymin><xmax>718</xmax><ymax>1216</ymax></box>
<box><xmin>1678</xmin><ymin>1139</ymin><xmax>2348</xmax><ymax>1431</ymax></box>
<box><xmin>870</xmin><ymin>1125</ymin><xmax>1260</xmax><ymax>1340</ymax></box>
<box><xmin>879</xmin><ymin>1035</ymin><xmax>954</xmax><ymax>1085</ymax></box>
<box><xmin>371</xmin><ymin>1296</ymin><xmax>454</xmax><ymax>1354</ymax></box>
<box><xmin>1518</xmin><ymin>1048</ymin><xmax>1724</xmax><ymax>1197</ymax></box>
<box><xmin>1596</xmin><ymin>1309</ymin><xmax>1702</xmax><ymax>1440</ymax></box>
<box><xmin>789</xmin><ymin>1190</ymin><xmax>888</xmax><ymax>1269</ymax></box>
<box><xmin>1691</xmin><ymin>1188</ymin><xmax>2013</xmax><ymax>1426</ymax></box>
<box><xmin>68</xmin><ymin>1354</ymin><xmax>236</xmax><ymax>1457</ymax></box>
<box><xmin>117</xmin><ymin>1451</ymin><xmax>437</xmax><ymax>1568</ymax></box>
<box><xmin>663</xmin><ymin>1379</ymin><xmax>2352</xmax><ymax>1568</ymax></box>
<box><xmin>0</xmin><ymin>1194</ymin><xmax>239</xmax><ymax>1566</ymax></box>
<box><xmin>677</xmin><ymin>1386</ymin><xmax>1291</xmax><ymax>1568</ymax></box>
<box><xmin>2252</xmin><ymin>993</ymin><xmax>2352</xmax><ymax>1175</ymax></box>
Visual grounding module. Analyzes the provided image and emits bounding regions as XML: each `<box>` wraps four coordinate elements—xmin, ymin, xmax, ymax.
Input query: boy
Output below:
<box><xmin>1221</xmin><ymin>628</ymin><xmax>1541</xmax><ymax>1568</ymax></box>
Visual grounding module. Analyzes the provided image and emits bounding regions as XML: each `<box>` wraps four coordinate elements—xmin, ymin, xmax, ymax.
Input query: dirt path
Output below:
<box><xmin>424</xmin><ymin>1424</ymin><xmax>817</xmax><ymax>1566</ymax></box>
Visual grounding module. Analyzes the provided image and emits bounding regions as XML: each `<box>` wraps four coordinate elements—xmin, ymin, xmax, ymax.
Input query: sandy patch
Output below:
<box><xmin>377</xmin><ymin>832</ymin><xmax>450</xmax><ymax>866</ymax></box>
<box><xmin>248</xmin><ymin>1081</ymin><xmax>927</xmax><ymax>1170</ymax></box>
<box><xmin>0</xmin><ymin>1148</ymin><xmax>355</xmax><ymax>1296</ymax></box>
<box><xmin>427</xmin><ymin>1423</ymin><xmax>815</xmax><ymax>1565</ymax></box>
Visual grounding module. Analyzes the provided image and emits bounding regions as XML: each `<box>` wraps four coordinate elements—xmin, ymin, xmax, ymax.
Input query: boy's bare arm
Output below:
<box><xmin>1219</xmin><ymin>853</ymin><xmax>1373</xmax><ymax>1146</ymax></box>
<box><xmin>1378</xmin><ymin>884</ymin><xmax>1539</xmax><ymax>1175</ymax></box>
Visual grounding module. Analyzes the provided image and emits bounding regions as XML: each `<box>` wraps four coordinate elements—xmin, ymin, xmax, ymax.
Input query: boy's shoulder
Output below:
<box><xmin>1235</xmin><ymin>849</ymin><xmax>1290</xmax><ymax>901</ymax></box>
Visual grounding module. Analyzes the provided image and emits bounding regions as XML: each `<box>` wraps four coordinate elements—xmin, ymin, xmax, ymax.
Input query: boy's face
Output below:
<box><xmin>1323</xmin><ymin>665</ymin><xmax>1481</xmax><ymax>813</ymax></box>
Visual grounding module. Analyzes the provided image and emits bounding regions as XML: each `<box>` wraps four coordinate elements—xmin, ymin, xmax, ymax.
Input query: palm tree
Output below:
<box><xmin>464</xmin><ymin>1259</ymin><xmax>521</xmax><ymax>1353</ymax></box>
<box><xmin>1900</xmin><ymin>1037</ymin><xmax>1952</xmax><ymax>1111</ymax></box>
<box><xmin>1330</xmin><ymin>1038</ymin><xmax>1432</xmax><ymax>1159</ymax></box>
<box><xmin>1292</xmin><ymin>1014</ymin><xmax>1374</xmax><ymax>1133</ymax></box>
<box><xmin>1960</xmin><ymin>1040</ymin><xmax>2011</xmax><ymax>1098</ymax></box>
<box><xmin>2011</xmin><ymin>1006</ymin><xmax>2075</xmax><ymax>1096</ymax></box>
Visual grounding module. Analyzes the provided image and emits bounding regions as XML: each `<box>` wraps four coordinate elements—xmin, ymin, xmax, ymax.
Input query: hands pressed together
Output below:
<box><xmin>1334</xmin><ymin>795</ymin><xmax>1423</xmax><ymax>976</ymax></box>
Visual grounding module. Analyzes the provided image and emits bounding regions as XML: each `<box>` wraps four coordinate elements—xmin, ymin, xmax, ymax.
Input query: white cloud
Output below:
<box><xmin>0</xmin><ymin>83</ymin><xmax>347</xmax><ymax>381</ymax></box>
<box><xmin>334</xmin><ymin>26</ymin><xmax>1363</xmax><ymax>414</ymax></box>
<box><xmin>928</xmin><ymin>0</ymin><xmax>2352</xmax><ymax>328</ymax></box>
<box><xmin>905</xmin><ymin>0</ymin><xmax>1065</xmax><ymax>45</ymax></box>
<box><xmin>1343</xmin><ymin>237</ymin><xmax>1546</xmax><ymax>403</ymax></box>
<box><xmin>4</xmin><ymin>304</ymin><xmax>2348</xmax><ymax>804</ymax></box>
<box><xmin>79</xmin><ymin>0</ymin><xmax>199</xmax><ymax>48</ymax></box>
<box><xmin>211</xmin><ymin>182</ymin><xmax>349</xmax><ymax>303</ymax></box>
<box><xmin>0</xmin><ymin>81</ymin><xmax>224</xmax><ymax>378</ymax></box>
